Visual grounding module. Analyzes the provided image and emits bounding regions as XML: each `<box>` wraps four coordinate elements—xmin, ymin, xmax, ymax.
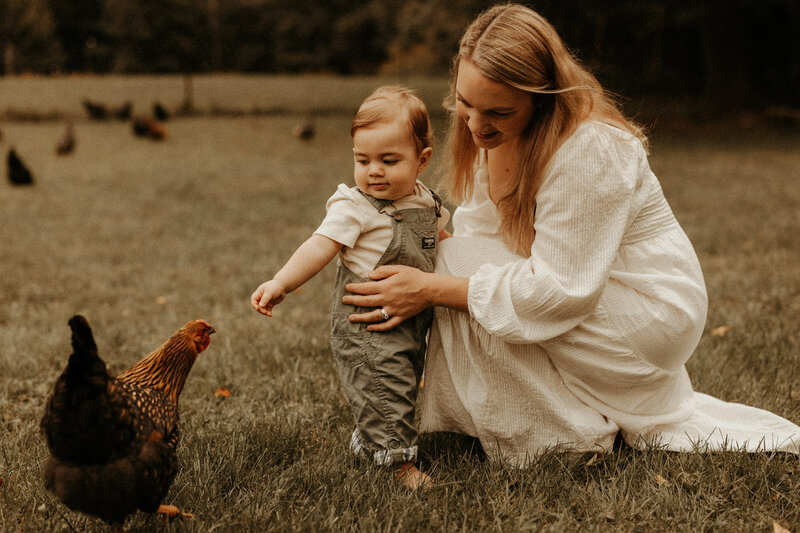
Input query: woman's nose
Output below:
<box><xmin>463</xmin><ymin>109</ymin><xmax>484</xmax><ymax>131</ymax></box>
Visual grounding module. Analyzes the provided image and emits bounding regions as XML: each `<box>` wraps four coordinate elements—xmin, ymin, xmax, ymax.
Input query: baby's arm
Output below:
<box><xmin>250</xmin><ymin>234</ymin><xmax>342</xmax><ymax>317</ymax></box>
<box><xmin>438</xmin><ymin>228</ymin><xmax>452</xmax><ymax>241</ymax></box>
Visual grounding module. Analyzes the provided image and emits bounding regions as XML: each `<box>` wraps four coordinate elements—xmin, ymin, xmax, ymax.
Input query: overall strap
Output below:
<box><xmin>427</xmin><ymin>188</ymin><xmax>443</xmax><ymax>218</ymax></box>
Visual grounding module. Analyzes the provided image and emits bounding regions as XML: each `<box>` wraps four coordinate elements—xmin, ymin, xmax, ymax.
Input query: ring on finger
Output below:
<box><xmin>380</xmin><ymin>308</ymin><xmax>390</xmax><ymax>321</ymax></box>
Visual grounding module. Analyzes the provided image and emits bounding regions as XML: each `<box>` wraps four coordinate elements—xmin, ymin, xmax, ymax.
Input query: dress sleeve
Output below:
<box><xmin>467</xmin><ymin>123</ymin><xmax>645</xmax><ymax>343</ymax></box>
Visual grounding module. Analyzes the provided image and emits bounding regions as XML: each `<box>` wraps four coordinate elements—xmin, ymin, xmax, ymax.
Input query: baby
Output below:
<box><xmin>251</xmin><ymin>86</ymin><xmax>449</xmax><ymax>489</ymax></box>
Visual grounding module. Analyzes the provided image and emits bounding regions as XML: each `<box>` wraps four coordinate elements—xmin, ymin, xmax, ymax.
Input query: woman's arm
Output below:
<box><xmin>343</xmin><ymin>266</ymin><xmax>469</xmax><ymax>332</ymax></box>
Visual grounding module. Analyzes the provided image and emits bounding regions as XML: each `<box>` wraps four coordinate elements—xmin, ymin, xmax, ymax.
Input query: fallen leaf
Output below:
<box><xmin>773</xmin><ymin>521</ymin><xmax>791</xmax><ymax>533</ymax></box>
<box><xmin>155</xmin><ymin>296</ymin><xmax>168</xmax><ymax>305</ymax></box>
<box><xmin>214</xmin><ymin>387</ymin><xmax>231</xmax><ymax>398</ymax></box>
<box><xmin>711</xmin><ymin>325</ymin><xmax>732</xmax><ymax>337</ymax></box>
<box><xmin>654</xmin><ymin>474</ymin><xmax>668</xmax><ymax>486</ymax></box>
<box><xmin>585</xmin><ymin>453</ymin><xmax>598</xmax><ymax>466</ymax></box>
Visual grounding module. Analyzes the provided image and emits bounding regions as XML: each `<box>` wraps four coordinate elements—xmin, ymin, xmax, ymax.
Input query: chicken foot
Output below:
<box><xmin>157</xmin><ymin>504</ymin><xmax>193</xmax><ymax>521</ymax></box>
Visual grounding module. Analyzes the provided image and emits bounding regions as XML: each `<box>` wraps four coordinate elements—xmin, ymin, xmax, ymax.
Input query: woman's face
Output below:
<box><xmin>455</xmin><ymin>59</ymin><xmax>535</xmax><ymax>150</ymax></box>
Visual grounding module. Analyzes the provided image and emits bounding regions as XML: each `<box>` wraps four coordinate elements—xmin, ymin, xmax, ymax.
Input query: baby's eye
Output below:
<box><xmin>355</xmin><ymin>159</ymin><xmax>368</xmax><ymax>165</ymax></box>
<box><xmin>383</xmin><ymin>159</ymin><xmax>398</xmax><ymax>165</ymax></box>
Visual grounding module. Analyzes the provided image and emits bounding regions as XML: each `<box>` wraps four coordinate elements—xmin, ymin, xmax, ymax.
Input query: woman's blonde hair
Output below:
<box><xmin>443</xmin><ymin>3</ymin><xmax>647</xmax><ymax>256</ymax></box>
<box><xmin>352</xmin><ymin>85</ymin><xmax>433</xmax><ymax>155</ymax></box>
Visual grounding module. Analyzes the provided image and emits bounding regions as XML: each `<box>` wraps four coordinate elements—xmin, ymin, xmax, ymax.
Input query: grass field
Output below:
<box><xmin>1</xmin><ymin>76</ymin><xmax>799</xmax><ymax>532</ymax></box>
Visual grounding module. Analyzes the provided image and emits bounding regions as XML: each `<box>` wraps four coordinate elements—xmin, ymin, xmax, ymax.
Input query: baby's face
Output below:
<box><xmin>353</xmin><ymin>118</ymin><xmax>431</xmax><ymax>200</ymax></box>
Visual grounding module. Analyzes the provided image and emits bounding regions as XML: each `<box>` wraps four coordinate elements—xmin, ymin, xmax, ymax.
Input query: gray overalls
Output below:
<box><xmin>330</xmin><ymin>189</ymin><xmax>442</xmax><ymax>465</ymax></box>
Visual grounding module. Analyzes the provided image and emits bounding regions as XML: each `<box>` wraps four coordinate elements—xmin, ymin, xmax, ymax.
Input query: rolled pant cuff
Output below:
<box><xmin>350</xmin><ymin>428</ymin><xmax>418</xmax><ymax>466</ymax></box>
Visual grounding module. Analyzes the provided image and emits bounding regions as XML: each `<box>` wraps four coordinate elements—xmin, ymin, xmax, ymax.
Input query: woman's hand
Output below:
<box><xmin>343</xmin><ymin>265</ymin><xmax>433</xmax><ymax>332</ymax></box>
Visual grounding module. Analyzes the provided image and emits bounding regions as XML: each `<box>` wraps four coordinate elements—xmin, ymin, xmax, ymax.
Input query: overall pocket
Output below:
<box><xmin>330</xmin><ymin>311</ymin><xmax>374</xmax><ymax>368</ymax></box>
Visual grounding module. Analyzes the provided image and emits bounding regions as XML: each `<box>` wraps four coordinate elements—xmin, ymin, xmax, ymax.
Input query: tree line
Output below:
<box><xmin>2</xmin><ymin>0</ymin><xmax>798</xmax><ymax>108</ymax></box>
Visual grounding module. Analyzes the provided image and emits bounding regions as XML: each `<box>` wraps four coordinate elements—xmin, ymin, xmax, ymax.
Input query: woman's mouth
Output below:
<box><xmin>475</xmin><ymin>131</ymin><xmax>499</xmax><ymax>141</ymax></box>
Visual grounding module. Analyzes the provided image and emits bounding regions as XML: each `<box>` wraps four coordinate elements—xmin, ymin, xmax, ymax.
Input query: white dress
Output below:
<box><xmin>418</xmin><ymin>121</ymin><xmax>800</xmax><ymax>465</ymax></box>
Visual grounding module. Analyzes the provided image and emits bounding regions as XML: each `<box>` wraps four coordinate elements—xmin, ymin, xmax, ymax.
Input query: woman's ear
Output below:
<box><xmin>417</xmin><ymin>147</ymin><xmax>433</xmax><ymax>173</ymax></box>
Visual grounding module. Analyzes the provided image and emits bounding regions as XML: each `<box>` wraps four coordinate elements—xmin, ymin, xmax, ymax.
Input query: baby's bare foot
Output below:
<box><xmin>395</xmin><ymin>462</ymin><xmax>434</xmax><ymax>490</ymax></box>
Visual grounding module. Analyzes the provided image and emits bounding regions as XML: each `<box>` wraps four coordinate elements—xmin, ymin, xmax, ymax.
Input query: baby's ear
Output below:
<box><xmin>417</xmin><ymin>147</ymin><xmax>433</xmax><ymax>173</ymax></box>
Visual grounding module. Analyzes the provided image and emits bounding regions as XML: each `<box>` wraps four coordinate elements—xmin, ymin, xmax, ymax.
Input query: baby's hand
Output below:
<box><xmin>250</xmin><ymin>280</ymin><xmax>287</xmax><ymax>317</ymax></box>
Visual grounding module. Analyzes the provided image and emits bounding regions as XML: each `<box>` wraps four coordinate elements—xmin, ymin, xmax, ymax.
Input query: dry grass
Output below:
<box><xmin>1</xmin><ymin>77</ymin><xmax>799</xmax><ymax>531</ymax></box>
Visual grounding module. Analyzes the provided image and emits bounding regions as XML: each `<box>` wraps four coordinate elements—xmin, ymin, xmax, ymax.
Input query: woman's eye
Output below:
<box><xmin>456</xmin><ymin>96</ymin><xmax>471</xmax><ymax>108</ymax></box>
<box><xmin>491</xmin><ymin>111</ymin><xmax>512</xmax><ymax>118</ymax></box>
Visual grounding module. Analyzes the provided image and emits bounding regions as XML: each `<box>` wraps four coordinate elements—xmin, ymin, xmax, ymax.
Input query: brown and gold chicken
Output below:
<box><xmin>41</xmin><ymin>315</ymin><xmax>215</xmax><ymax>530</ymax></box>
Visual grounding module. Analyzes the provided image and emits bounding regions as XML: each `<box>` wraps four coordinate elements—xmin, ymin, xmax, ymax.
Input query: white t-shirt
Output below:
<box><xmin>315</xmin><ymin>181</ymin><xmax>450</xmax><ymax>278</ymax></box>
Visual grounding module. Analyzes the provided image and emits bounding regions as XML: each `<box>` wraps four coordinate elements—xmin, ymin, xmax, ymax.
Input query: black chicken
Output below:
<box><xmin>153</xmin><ymin>102</ymin><xmax>170</xmax><ymax>121</ymax></box>
<box><xmin>56</xmin><ymin>123</ymin><xmax>75</xmax><ymax>156</ymax></box>
<box><xmin>41</xmin><ymin>315</ymin><xmax>215</xmax><ymax>530</ymax></box>
<box><xmin>82</xmin><ymin>99</ymin><xmax>108</xmax><ymax>120</ymax></box>
<box><xmin>7</xmin><ymin>149</ymin><xmax>33</xmax><ymax>185</ymax></box>
<box><xmin>113</xmin><ymin>101</ymin><xmax>134</xmax><ymax>120</ymax></box>
<box><xmin>291</xmin><ymin>118</ymin><xmax>315</xmax><ymax>140</ymax></box>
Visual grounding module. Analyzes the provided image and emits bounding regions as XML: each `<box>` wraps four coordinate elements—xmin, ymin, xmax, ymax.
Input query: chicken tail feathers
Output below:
<box><xmin>41</xmin><ymin>315</ymin><xmax>130</xmax><ymax>464</ymax></box>
<box><xmin>65</xmin><ymin>315</ymin><xmax>107</xmax><ymax>391</ymax></box>
<box><xmin>69</xmin><ymin>315</ymin><xmax>97</xmax><ymax>358</ymax></box>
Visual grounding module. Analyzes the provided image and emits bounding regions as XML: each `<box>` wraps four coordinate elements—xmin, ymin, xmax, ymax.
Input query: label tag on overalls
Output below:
<box><xmin>422</xmin><ymin>237</ymin><xmax>435</xmax><ymax>249</ymax></box>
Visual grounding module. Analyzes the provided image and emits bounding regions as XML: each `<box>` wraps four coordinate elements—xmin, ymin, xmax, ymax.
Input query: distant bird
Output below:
<box><xmin>56</xmin><ymin>123</ymin><xmax>76</xmax><ymax>156</ymax></box>
<box><xmin>153</xmin><ymin>102</ymin><xmax>169</xmax><ymax>122</ymax></box>
<box><xmin>112</xmin><ymin>101</ymin><xmax>133</xmax><ymax>120</ymax></box>
<box><xmin>41</xmin><ymin>315</ymin><xmax>214</xmax><ymax>530</ymax></box>
<box><xmin>82</xmin><ymin>99</ymin><xmax>108</xmax><ymax>120</ymax></box>
<box><xmin>132</xmin><ymin>117</ymin><xmax>167</xmax><ymax>141</ymax></box>
<box><xmin>291</xmin><ymin>118</ymin><xmax>315</xmax><ymax>141</ymax></box>
<box><xmin>7</xmin><ymin>149</ymin><xmax>33</xmax><ymax>185</ymax></box>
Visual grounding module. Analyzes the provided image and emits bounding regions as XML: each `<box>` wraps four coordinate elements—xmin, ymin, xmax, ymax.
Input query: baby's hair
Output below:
<box><xmin>351</xmin><ymin>85</ymin><xmax>433</xmax><ymax>155</ymax></box>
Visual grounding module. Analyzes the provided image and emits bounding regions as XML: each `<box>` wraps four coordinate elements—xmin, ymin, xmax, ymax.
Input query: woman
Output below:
<box><xmin>343</xmin><ymin>3</ymin><xmax>799</xmax><ymax>465</ymax></box>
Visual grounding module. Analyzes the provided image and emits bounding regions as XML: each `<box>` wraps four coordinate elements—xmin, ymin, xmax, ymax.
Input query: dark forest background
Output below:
<box><xmin>2</xmin><ymin>0</ymin><xmax>799</xmax><ymax>112</ymax></box>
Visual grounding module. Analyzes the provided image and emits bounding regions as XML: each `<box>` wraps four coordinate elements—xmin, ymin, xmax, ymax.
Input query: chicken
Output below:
<box><xmin>41</xmin><ymin>315</ymin><xmax>215</xmax><ymax>529</ymax></box>
<box><xmin>291</xmin><ymin>117</ymin><xmax>315</xmax><ymax>140</ymax></box>
<box><xmin>7</xmin><ymin>148</ymin><xmax>33</xmax><ymax>185</ymax></box>
<box><xmin>153</xmin><ymin>102</ymin><xmax>170</xmax><ymax>122</ymax></box>
<box><xmin>56</xmin><ymin>123</ymin><xmax>75</xmax><ymax>156</ymax></box>
<box><xmin>82</xmin><ymin>99</ymin><xmax>108</xmax><ymax>120</ymax></box>
<box><xmin>132</xmin><ymin>117</ymin><xmax>168</xmax><ymax>140</ymax></box>
<box><xmin>113</xmin><ymin>101</ymin><xmax>134</xmax><ymax>120</ymax></box>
